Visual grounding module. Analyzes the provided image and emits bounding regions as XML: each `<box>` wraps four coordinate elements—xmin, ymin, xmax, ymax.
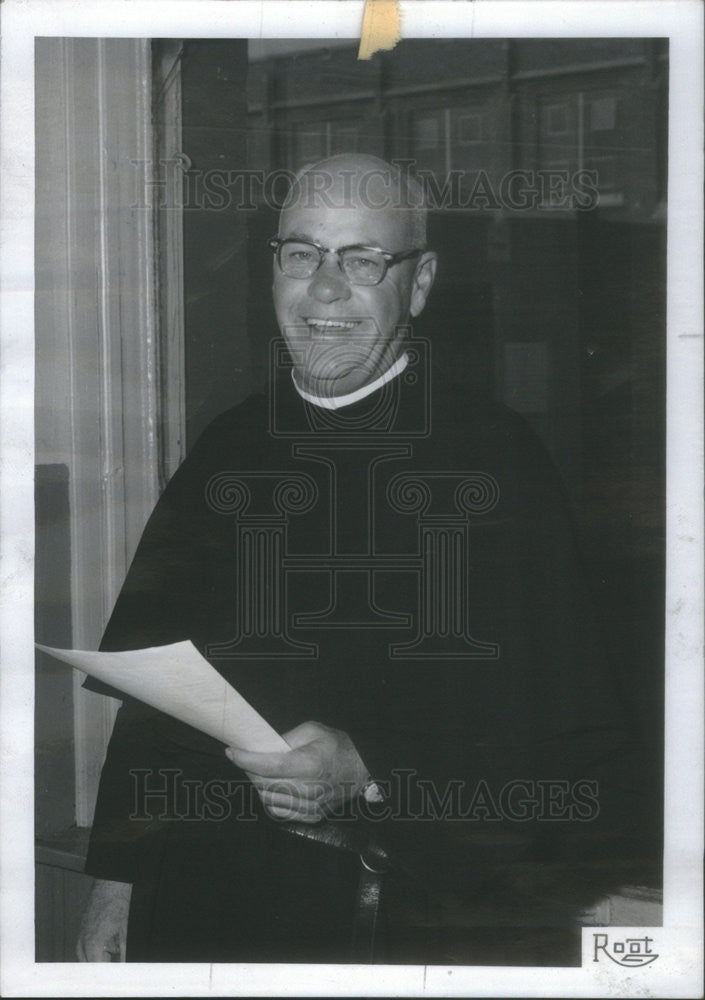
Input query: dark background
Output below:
<box><xmin>168</xmin><ymin>37</ymin><xmax>666</xmax><ymax>879</ymax></box>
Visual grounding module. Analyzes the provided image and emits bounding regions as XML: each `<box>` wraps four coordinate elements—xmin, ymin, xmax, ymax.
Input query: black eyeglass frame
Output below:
<box><xmin>268</xmin><ymin>236</ymin><xmax>424</xmax><ymax>286</ymax></box>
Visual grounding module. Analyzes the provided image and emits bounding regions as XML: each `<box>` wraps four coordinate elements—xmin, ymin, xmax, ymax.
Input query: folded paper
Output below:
<box><xmin>35</xmin><ymin>640</ymin><xmax>289</xmax><ymax>754</ymax></box>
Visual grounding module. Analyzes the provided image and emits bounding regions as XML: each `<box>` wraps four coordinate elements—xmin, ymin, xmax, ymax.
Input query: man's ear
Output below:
<box><xmin>410</xmin><ymin>252</ymin><xmax>438</xmax><ymax>318</ymax></box>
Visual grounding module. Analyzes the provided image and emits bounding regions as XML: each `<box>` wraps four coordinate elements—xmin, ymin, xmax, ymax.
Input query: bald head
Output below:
<box><xmin>280</xmin><ymin>153</ymin><xmax>428</xmax><ymax>250</ymax></box>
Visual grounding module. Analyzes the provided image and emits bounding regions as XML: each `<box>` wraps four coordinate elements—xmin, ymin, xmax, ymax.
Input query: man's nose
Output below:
<box><xmin>307</xmin><ymin>258</ymin><xmax>352</xmax><ymax>303</ymax></box>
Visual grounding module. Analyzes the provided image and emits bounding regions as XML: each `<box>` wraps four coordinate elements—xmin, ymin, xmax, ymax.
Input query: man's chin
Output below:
<box><xmin>299</xmin><ymin>370</ymin><xmax>368</xmax><ymax>398</ymax></box>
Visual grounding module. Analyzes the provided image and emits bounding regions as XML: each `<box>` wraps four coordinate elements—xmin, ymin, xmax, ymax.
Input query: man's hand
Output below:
<box><xmin>226</xmin><ymin>721</ymin><xmax>369</xmax><ymax>823</ymax></box>
<box><xmin>76</xmin><ymin>878</ymin><xmax>132</xmax><ymax>962</ymax></box>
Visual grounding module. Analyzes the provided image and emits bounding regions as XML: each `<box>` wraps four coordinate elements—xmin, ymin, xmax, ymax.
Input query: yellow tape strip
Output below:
<box><xmin>357</xmin><ymin>0</ymin><xmax>401</xmax><ymax>60</ymax></box>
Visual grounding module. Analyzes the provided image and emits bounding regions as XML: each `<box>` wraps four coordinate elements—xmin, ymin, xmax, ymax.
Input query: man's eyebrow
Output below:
<box><xmin>282</xmin><ymin>231</ymin><xmax>384</xmax><ymax>248</ymax></box>
<box><xmin>283</xmin><ymin>230</ymin><xmax>317</xmax><ymax>243</ymax></box>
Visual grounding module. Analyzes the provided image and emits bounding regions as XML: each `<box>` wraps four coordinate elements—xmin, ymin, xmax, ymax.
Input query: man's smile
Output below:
<box><xmin>302</xmin><ymin>317</ymin><xmax>363</xmax><ymax>333</ymax></box>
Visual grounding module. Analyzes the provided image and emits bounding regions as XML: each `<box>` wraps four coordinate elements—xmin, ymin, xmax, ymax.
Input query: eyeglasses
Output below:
<box><xmin>268</xmin><ymin>236</ymin><xmax>423</xmax><ymax>286</ymax></box>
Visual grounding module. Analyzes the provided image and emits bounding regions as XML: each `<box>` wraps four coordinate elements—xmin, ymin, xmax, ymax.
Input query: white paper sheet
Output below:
<box><xmin>35</xmin><ymin>640</ymin><xmax>290</xmax><ymax>753</ymax></box>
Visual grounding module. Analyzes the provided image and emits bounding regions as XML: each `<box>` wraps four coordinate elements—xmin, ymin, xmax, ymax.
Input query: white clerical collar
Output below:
<box><xmin>292</xmin><ymin>352</ymin><xmax>409</xmax><ymax>410</ymax></box>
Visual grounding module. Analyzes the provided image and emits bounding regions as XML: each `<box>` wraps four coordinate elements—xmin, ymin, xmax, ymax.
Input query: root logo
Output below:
<box><xmin>592</xmin><ymin>933</ymin><xmax>658</xmax><ymax>967</ymax></box>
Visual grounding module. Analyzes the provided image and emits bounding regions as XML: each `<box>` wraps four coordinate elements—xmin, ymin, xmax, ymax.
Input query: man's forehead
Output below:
<box><xmin>279</xmin><ymin>155</ymin><xmax>424</xmax><ymax>247</ymax></box>
<box><xmin>285</xmin><ymin>159</ymin><xmax>418</xmax><ymax>210</ymax></box>
<box><xmin>279</xmin><ymin>201</ymin><xmax>411</xmax><ymax>244</ymax></box>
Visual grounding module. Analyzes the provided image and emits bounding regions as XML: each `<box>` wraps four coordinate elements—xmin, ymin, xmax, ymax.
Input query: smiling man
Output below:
<box><xmin>270</xmin><ymin>155</ymin><xmax>436</xmax><ymax>401</ymax></box>
<box><xmin>78</xmin><ymin>154</ymin><xmax>628</xmax><ymax>966</ymax></box>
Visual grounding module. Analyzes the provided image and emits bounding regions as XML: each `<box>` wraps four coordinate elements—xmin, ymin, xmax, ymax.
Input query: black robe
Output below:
<box><xmin>84</xmin><ymin>359</ymin><xmax>628</xmax><ymax>964</ymax></box>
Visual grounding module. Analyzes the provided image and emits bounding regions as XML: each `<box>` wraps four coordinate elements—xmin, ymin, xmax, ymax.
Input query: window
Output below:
<box><xmin>295</xmin><ymin>127</ymin><xmax>328</xmax><ymax>165</ymax></box>
<box><xmin>589</xmin><ymin>95</ymin><xmax>618</xmax><ymax>132</ymax></box>
<box><xmin>458</xmin><ymin>112</ymin><xmax>483</xmax><ymax>144</ymax></box>
<box><xmin>330</xmin><ymin>124</ymin><xmax>359</xmax><ymax>155</ymax></box>
<box><xmin>290</xmin><ymin>121</ymin><xmax>360</xmax><ymax>166</ymax></box>
<box><xmin>544</xmin><ymin>102</ymin><xmax>569</xmax><ymax>136</ymax></box>
<box><xmin>413</xmin><ymin>115</ymin><xmax>441</xmax><ymax>150</ymax></box>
